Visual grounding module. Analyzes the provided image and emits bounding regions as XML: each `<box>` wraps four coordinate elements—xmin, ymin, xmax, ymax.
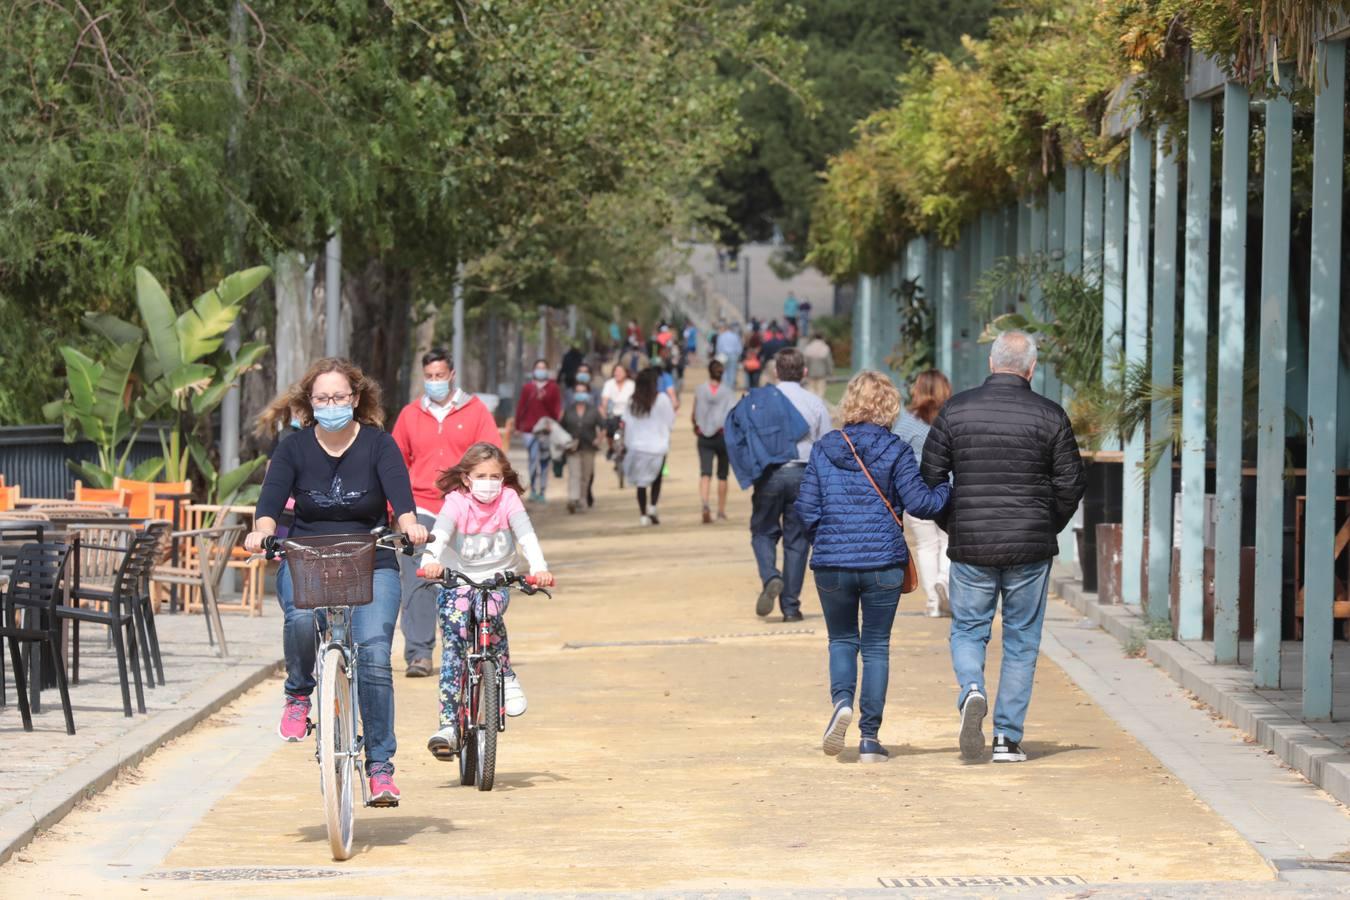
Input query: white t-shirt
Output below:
<box><xmin>621</xmin><ymin>393</ymin><xmax>675</xmax><ymax>454</ymax></box>
<box><xmin>601</xmin><ymin>378</ymin><xmax>635</xmax><ymax>417</ymax></box>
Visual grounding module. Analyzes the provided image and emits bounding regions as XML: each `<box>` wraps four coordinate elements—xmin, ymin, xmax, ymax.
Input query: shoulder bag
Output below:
<box><xmin>839</xmin><ymin>430</ymin><xmax>920</xmax><ymax>594</ymax></box>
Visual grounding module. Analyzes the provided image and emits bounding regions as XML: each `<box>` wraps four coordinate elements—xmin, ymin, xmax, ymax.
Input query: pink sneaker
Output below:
<box><xmin>368</xmin><ymin>762</ymin><xmax>400</xmax><ymax>807</ymax></box>
<box><xmin>278</xmin><ymin>694</ymin><xmax>311</xmax><ymax>742</ymax></box>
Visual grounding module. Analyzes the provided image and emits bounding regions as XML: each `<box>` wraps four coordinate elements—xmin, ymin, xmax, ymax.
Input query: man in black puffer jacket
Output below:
<box><xmin>921</xmin><ymin>330</ymin><xmax>1086</xmax><ymax>764</ymax></box>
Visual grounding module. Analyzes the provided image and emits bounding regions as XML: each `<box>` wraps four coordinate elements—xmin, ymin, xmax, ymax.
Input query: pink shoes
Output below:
<box><xmin>278</xmin><ymin>694</ymin><xmax>311</xmax><ymax>742</ymax></box>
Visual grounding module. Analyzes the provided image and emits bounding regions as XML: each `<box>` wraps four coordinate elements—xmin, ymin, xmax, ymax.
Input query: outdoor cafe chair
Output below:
<box><xmin>58</xmin><ymin>531</ymin><xmax>157</xmax><ymax>718</ymax></box>
<box><xmin>151</xmin><ymin>525</ymin><xmax>242</xmax><ymax>658</ymax></box>
<box><xmin>0</xmin><ymin>542</ymin><xmax>76</xmax><ymax>735</ymax></box>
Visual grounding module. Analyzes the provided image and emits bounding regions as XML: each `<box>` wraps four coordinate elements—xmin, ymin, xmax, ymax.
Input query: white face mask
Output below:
<box><xmin>470</xmin><ymin>478</ymin><xmax>503</xmax><ymax>503</ymax></box>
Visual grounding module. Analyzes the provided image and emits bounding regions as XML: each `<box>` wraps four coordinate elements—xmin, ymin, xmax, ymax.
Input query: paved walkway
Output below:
<box><xmin>0</xmin><ymin>607</ymin><xmax>280</xmax><ymax>861</ymax></box>
<box><xmin>1</xmin><ymin>374</ymin><xmax>1348</xmax><ymax>896</ymax></box>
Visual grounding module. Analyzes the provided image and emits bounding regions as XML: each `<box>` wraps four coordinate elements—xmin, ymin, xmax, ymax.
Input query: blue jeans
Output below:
<box><xmin>949</xmin><ymin>559</ymin><xmax>1053</xmax><ymax>744</ymax></box>
<box><xmin>277</xmin><ymin>564</ymin><xmax>401</xmax><ymax>766</ymax></box>
<box><xmin>750</xmin><ymin>464</ymin><xmax>808</xmax><ymax>615</ymax></box>
<box><xmin>814</xmin><ymin>565</ymin><xmax>904</xmax><ymax>739</ymax></box>
<box><xmin>525</xmin><ymin>433</ymin><xmax>549</xmax><ymax>494</ymax></box>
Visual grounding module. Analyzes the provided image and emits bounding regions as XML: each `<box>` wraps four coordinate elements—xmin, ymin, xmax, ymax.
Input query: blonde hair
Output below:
<box><xmin>840</xmin><ymin>370</ymin><xmax>902</xmax><ymax>428</ymax></box>
<box><xmin>254</xmin><ymin>357</ymin><xmax>386</xmax><ymax>437</ymax></box>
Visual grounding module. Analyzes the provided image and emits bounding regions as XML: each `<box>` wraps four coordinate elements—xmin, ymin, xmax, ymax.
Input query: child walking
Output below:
<box><xmin>419</xmin><ymin>442</ymin><xmax>554</xmax><ymax>758</ymax></box>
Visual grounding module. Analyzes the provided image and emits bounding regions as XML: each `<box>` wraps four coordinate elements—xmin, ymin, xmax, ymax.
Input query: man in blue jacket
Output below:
<box><xmin>726</xmin><ymin>348</ymin><xmax>832</xmax><ymax>621</ymax></box>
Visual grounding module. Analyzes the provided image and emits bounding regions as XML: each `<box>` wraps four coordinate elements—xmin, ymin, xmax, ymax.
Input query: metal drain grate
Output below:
<box><xmin>144</xmin><ymin>867</ymin><xmax>349</xmax><ymax>882</ymax></box>
<box><xmin>564</xmin><ymin>628</ymin><xmax>813</xmax><ymax>649</ymax></box>
<box><xmin>879</xmin><ymin>876</ymin><xmax>1086</xmax><ymax>888</ymax></box>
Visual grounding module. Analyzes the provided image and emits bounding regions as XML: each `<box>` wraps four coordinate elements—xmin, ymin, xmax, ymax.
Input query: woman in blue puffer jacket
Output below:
<box><xmin>795</xmin><ymin>369</ymin><xmax>950</xmax><ymax>764</ymax></box>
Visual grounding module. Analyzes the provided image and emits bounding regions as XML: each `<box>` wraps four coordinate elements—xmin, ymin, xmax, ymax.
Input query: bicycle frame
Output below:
<box><xmin>312</xmin><ymin>605</ymin><xmax>372</xmax><ymax>806</ymax></box>
<box><xmin>457</xmin><ymin>586</ymin><xmax>508</xmax><ymax>737</ymax></box>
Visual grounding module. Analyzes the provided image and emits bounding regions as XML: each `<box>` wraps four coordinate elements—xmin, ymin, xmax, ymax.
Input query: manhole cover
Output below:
<box><xmin>144</xmin><ymin>867</ymin><xmax>348</xmax><ymax>882</ymax></box>
<box><xmin>564</xmin><ymin>629</ymin><xmax>813</xmax><ymax>649</ymax></box>
<box><xmin>879</xmin><ymin>876</ymin><xmax>1086</xmax><ymax>888</ymax></box>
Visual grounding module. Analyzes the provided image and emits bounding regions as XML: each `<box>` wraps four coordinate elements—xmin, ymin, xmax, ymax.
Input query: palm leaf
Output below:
<box><xmin>136</xmin><ymin>266</ymin><xmax>182</xmax><ymax>379</ymax></box>
<box><xmin>177</xmin><ymin>267</ymin><xmax>270</xmax><ymax>363</ymax></box>
<box><xmin>128</xmin><ymin>457</ymin><xmax>166</xmax><ymax>481</ymax></box>
<box><xmin>83</xmin><ymin>312</ymin><xmax>144</xmax><ymax>346</ymax></box>
<box><xmin>216</xmin><ymin>456</ymin><xmax>267</xmax><ymax>503</ymax></box>
<box><xmin>59</xmin><ymin>347</ymin><xmax>99</xmax><ymax>413</ymax></box>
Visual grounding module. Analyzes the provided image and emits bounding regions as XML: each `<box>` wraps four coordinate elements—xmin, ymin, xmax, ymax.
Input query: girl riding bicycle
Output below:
<box><xmin>418</xmin><ymin>442</ymin><xmax>554</xmax><ymax>757</ymax></box>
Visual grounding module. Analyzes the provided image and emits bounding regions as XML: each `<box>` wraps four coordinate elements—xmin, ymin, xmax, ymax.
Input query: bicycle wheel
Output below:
<box><xmin>475</xmin><ymin>659</ymin><xmax>500</xmax><ymax>791</ymax></box>
<box><xmin>318</xmin><ymin>646</ymin><xmax>356</xmax><ymax>861</ymax></box>
<box><xmin>458</xmin><ymin>659</ymin><xmax>477</xmax><ymax>786</ymax></box>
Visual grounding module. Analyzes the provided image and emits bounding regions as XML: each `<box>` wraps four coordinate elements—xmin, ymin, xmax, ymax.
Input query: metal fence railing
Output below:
<box><xmin>0</xmin><ymin>425</ymin><xmax>164</xmax><ymax>499</ymax></box>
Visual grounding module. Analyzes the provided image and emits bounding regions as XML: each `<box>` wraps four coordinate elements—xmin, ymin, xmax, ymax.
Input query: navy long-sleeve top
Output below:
<box><xmin>255</xmin><ymin>425</ymin><xmax>416</xmax><ymax>570</ymax></box>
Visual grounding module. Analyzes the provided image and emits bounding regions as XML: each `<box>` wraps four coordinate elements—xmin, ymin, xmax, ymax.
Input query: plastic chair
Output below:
<box><xmin>60</xmin><ymin>532</ymin><xmax>155</xmax><ymax>717</ymax></box>
<box><xmin>0</xmin><ymin>543</ymin><xmax>76</xmax><ymax>734</ymax></box>
<box><xmin>73</xmin><ymin>483</ymin><xmax>132</xmax><ymax>510</ymax></box>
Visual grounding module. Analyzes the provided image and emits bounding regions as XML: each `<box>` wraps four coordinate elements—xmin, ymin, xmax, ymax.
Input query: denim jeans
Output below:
<box><xmin>949</xmin><ymin>559</ymin><xmax>1052</xmax><ymax>743</ymax></box>
<box><xmin>814</xmin><ymin>565</ymin><xmax>904</xmax><ymax>738</ymax></box>
<box><xmin>525</xmin><ymin>433</ymin><xmax>549</xmax><ymax>494</ymax></box>
<box><xmin>750</xmin><ymin>464</ymin><xmax>808</xmax><ymax>615</ymax></box>
<box><xmin>277</xmin><ymin>564</ymin><xmax>401</xmax><ymax>766</ymax></box>
<box><xmin>397</xmin><ymin>512</ymin><xmax>439</xmax><ymax>664</ymax></box>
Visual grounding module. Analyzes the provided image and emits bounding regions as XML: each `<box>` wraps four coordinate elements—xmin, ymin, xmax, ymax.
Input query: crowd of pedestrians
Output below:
<box><xmin>240</xmin><ymin>293</ymin><xmax>1087</xmax><ymax>806</ymax></box>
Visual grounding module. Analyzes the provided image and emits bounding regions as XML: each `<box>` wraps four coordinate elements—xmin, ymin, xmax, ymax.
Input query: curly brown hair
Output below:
<box><xmin>908</xmin><ymin>369</ymin><xmax>952</xmax><ymax>424</ymax></box>
<box><xmin>434</xmin><ymin>442</ymin><xmax>526</xmax><ymax>496</ymax></box>
<box><xmin>254</xmin><ymin>357</ymin><xmax>386</xmax><ymax>437</ymax></box>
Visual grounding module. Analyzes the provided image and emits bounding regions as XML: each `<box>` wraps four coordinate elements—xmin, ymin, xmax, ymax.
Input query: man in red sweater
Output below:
<box><xmin>515</xmin><ymin>358</ymin><xmax>563</xmax><ymax>502</ymax></box>
<box><xmin>391</xmin><ymin>348</ymin><xmax>501</xmax><ymax>677</ymax></box>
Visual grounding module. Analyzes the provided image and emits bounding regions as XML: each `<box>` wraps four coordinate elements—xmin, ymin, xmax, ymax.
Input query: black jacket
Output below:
<box><xmin>921</xmin><ymin>373</ymin><xmax>1086</xmax><ymax>567</ymax></box>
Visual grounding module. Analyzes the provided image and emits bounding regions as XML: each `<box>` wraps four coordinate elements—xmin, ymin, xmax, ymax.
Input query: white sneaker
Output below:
<box><xmin>639</xmin><ymin>515</ymin><xmax>652</xmax><ymax>527</ymax></box>
<box><xmin>647</xmin><ymin>505</ymin><xmax>660</xmax><ymax>525</ymax></box>
<box><xmin>504</xmin><ymin>673</ymin><xmax>527</xmax><ymax>717</ymax></box>
<box><xmin>427</xmin><ymin>725</ymin><xmax>459</xmax><ymax>760</ymax></box>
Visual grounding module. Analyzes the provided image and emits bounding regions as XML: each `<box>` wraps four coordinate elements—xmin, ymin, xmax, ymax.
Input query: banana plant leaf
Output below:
<box><xmin>128</xmin><ymin>457</ymin><xmax>166</xmax><ymax>481</ymax></box>
<box><xmin>135</xmin><ymin>267</ymin><xmax>182</xmax><ymax>381</ymax></box>
<box><xmin>177</xmin><ymin>267</ymin><xmax>270</xmax><ymax>362</ymax></box>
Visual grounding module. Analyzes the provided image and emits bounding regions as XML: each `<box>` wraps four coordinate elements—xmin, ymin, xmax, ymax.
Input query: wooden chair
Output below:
<box><xmin>73</xmin><ymin>483</ymin><xmax>132</xmax><ymax>510</ymax></box>
<box><xmin>179</xmin><ymin>505</ymin><xmax>265</xmax><ymax>616</ymax></box>
<box><xmin>1</xmin><ymin>543</ymin><xmax>76</xmax><ymax>734</ymax></box>
<box><xmin>151</xmin><ymin>525</ymin><xmax>242</xmax><ymax>657</ymax></box>
<box><xmin>30</xmin><ymin>503</ymin><xmax>117</xmax><ymax>518</ymax></box>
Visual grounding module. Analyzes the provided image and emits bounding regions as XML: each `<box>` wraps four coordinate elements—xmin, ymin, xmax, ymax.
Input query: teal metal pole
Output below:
<box><xmin>1179</xmin><ymin>97</ymin><xmax>1213</xmax><ymax>641</ymax></box>
<box><xmin>1214</xmin><ymin>82</ymin><xmax>1249</xmax><ymax>666</ymax></box>
<box><xmin>1064</xmin><ymin>165</ymin><xmax>1085</xmax><ymax>276</ymax></box>
<box><xmin>1253</xmin><ymin>74</ymin><xmax>1293</xmax><ymax>687</ymax></box>
<box><xmin>1303</xmin><ymin>39</ymin><xmax>1345</xmax><ymax>721</ymax></box>
<box><xmin>1083</xmin><ymin>168</ymin><xmax>1105</xmax><ymax>286</ymax></box>
<box><xmin>1122</xmin><ymin>128</ymin><xmax>1152</xmax><ymax>609</ymax></box>
<box><xmin>1044</xmin><ymin>184</ymin><xmax>1065</xmax><ymax>401</ymax></box>
<box><xmin>1149</xmin><ymin>130</ymin><xmax>1179</xmax><ymax>624</ymax></box>
<box><xmin>1102</xmin><ymin>165</ymin><xmax>1126</xmax><ymax>452</ymax></box>
<box><xmin>938</xmin><ymin>246</ymin><xmax>956</xmax><ymax>378</ymax></box>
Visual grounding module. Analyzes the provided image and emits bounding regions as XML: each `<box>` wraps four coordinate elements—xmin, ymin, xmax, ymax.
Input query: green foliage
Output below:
<box><xmin>884</xmin><ymin>277</ymin><xmax>934</xmax><ymax>385</ymax></box>
<box><xmin>706</xmin><ymin>0</ymin><xmax>997</xmax><ymax>258</ymax></box>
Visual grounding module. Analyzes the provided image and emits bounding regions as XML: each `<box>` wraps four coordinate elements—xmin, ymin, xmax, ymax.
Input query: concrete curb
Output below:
<box><xmin>1051</xmin><ymin>566</ymin><xmax>1350</xmax><ymax>809</ymax></box>
<box><xmin>0</xmin><ymin>655</ymin><xmax>282</xmax><ymax>866</ymax></box>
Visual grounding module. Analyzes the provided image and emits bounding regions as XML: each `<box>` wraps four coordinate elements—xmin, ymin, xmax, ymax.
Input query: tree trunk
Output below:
<box><xmin>346</xmin><ymin>258</ymin><xmax>414</xmax><ymax>424</ymax></box>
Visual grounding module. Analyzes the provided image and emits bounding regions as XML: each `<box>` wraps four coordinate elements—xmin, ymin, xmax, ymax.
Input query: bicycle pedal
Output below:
<box><xmin>305</xmin><ymin>719</ymin><xmax>315</xmax><ymax>735</ymax></box>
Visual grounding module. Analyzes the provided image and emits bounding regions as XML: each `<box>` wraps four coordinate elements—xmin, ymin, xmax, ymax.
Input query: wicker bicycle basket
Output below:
<box><xmin>283</xmin><ymin>534</ymin><xmax>377</xmax><ymax>609</ymax></box>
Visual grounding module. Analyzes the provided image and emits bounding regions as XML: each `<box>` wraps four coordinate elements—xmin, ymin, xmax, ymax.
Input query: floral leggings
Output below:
<box><xmin>437</xmin><ymin>586</ymin><xmax>513</xmax><ymax>728</ymax></box>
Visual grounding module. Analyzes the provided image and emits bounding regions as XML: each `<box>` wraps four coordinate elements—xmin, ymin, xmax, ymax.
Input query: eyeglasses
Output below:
<box><xmin>310</xmin><ymin>392</ymin><xmax>353</xmax><ymax>407</ymax></box>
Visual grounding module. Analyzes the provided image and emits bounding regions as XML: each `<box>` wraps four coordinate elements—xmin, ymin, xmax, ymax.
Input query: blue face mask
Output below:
<box><xmin>289</xmin><ymin>417</ymin><xmax>303</xmax><ymax>430</ymax></box>
<box><xmin>573</xmin><ymin>392</ymin><xmax>593</xmax><ymax>405</ymax></box>
<box><xmin>533</xmin><ymin>368</ymin><xmax>549</xmax><ymax>381</ymax></box>
<box><xmin>425</xmin><ymin>380</ymin><xmax>451</xmax><ymax>402</ymax></box>
<box><xmin>314</xmin><ymin>405</ymin><xmax>354</xmax><ymax>432</ymax></box>
<box><xmin>576</xmin><ymin>372</ymin><xmax>591</xmax><ymax>385</ymax></box>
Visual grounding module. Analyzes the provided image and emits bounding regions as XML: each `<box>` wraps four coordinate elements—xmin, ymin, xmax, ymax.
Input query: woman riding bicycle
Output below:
<box><xmin>418</xmin><ymin>442</ymin><xmax>554</xmax><ymax>757</ymax></box>
<box><xmin>245</xmin><ymin>357</ymin><xmax>428</xmax><ymax>806</ymax></box>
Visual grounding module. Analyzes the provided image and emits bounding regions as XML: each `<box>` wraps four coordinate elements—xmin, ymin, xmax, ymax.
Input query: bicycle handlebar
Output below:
<box><xmin>415</xmin><ymin>567</ymin><xmax>553</xmax><ymax>598</ymax></box>
<box><xmin>260</xmin><ymin>529</ymin><xmax>415</xmax><ymax>561</ymax></box>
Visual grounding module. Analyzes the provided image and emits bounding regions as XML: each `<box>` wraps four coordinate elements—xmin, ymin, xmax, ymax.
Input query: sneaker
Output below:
<box><xmin>822</xmin><ymin>699</ymin><xmax>852</xmax><ymax>756</ymax></box>
<box><xmin>504</xmin><ymin>673</ymin><xmax>527</xmax><ymax>717</ymax></box>
<box><xmin>405</xmin><ymin>658</ymin><xmax>432</xmax><ymax>678</ymax></box>
<box><xmin>702</xmin><ymin>506</ymin><xmax>713</xmax><ymax>524</ymax></box>
<box><xmin>859</xmin><ymin>738</ymin><xmax>890</xmax><ymax>764</ymax></box>
<box><xmin>278</xmin><ymin>694</ymin><xmax>311</xmax><ymax>742</ymax></box>
<box><xmin>639</xmin><ymin>514</ymin><xmax>653</xmax><ymax>527</ymax></box>
<box><xmin>567</xmin><ymin>500</ymin><xmax>579</xmax><ymax>514</ymax></box>
<box><xmin>427</xmin><ymin>725</ymin><xmax>460</xmax><ymax>760</ymax></box>
<box><xmin>716</xmin><ymin>511</ymin><xmax>728</xmax><ymax>522</ymax></box>
<box><xmin>782</xmin><ymin>611</ymin><xmax>804</xmax><ymax>623</ymax></box>
<box><xmin>959</xmin><ymin>687</ymin><xmax>988</xmax><ymax>760</ymax></box>
<box><xmin>648</xmin><ymin>505</ymin><xmax>660</xmax><ymax>525</ymax></box>
<box><xmin>935</xmin><ymin>582</ymin><xmax>950</xmax><ymax>616</ymax></box>
<box><xmin>755</xmin><ymin>576</ymin><xmax>783</xmax><ymax>617</ymax></box>
<box><xmin>367</xmin><ymin>762</ymin><xmax>400</xmax><ymax>806</ymax></box>
<box><xmin>992</xmin><ymin>733</ymin><xmax>1028</xmax><ymax>763</ymax></box>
